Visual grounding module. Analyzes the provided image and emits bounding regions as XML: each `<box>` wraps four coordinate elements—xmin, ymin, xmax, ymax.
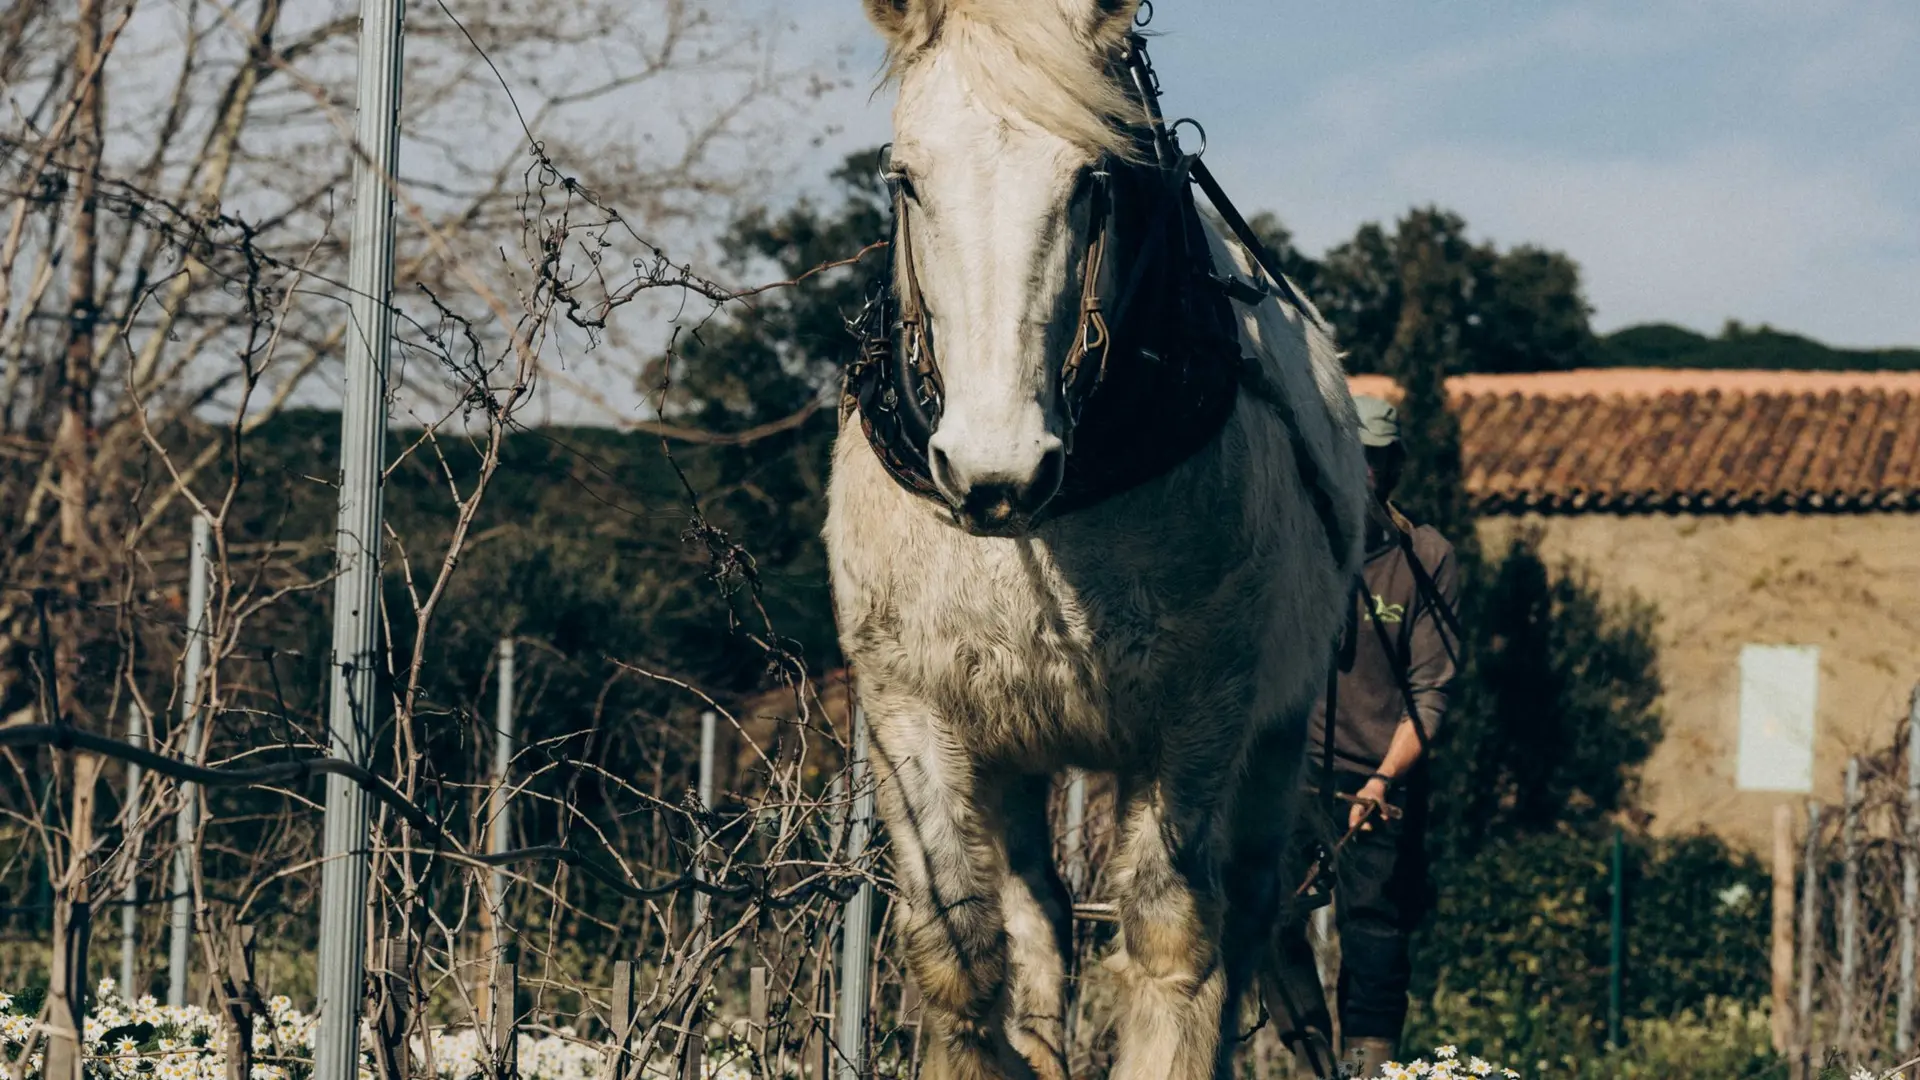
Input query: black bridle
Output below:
<box><xmin>848</xmin><ymin>34</ymin><xmax>1232</xmax><ymax>517</ymax></box>
<box><xmin>879</xmin><ymin>32</ymin><xmax>1215</xmax><ymax>453</ymax></box>
<box><xmin>846</xmin><ymin>32</ymin><xmax>1346</xmax><ymax>563</ymax></box>
<box><xmin>877</xmin><ymin>144</ymin><xmax>1182</xmax><ymax>457</ymax></box>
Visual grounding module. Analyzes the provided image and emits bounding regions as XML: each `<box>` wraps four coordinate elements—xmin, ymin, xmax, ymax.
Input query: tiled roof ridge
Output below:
<box><xmin>1349</xmin><ymin>367</ymin><xmax>1920</xmax><ymax>400</ymax></box>
<box><xmin>1341</xmin><ymin>368</ymin><xmax>1920</xmax><ymax>515</ymax></box>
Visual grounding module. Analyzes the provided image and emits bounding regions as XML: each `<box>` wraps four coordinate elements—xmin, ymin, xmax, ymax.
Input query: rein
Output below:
<box><xmin>1296</xmin><ymin>503</ymin><xmax>1466</xmax><ymax>909</ymax></box>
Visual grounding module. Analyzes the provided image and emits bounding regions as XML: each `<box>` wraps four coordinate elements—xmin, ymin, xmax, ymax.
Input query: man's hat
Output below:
<box><xmin>1353</xmin><ymin>395</ymin><xmax>1400</xmax><ymax>448</ymax></box>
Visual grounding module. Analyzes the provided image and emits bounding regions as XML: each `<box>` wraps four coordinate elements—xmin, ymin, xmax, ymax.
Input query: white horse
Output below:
<box><xmin>824</xmin><ymin>2</ymin><xmax>1367</xmax><ymax>1078</ymax></box>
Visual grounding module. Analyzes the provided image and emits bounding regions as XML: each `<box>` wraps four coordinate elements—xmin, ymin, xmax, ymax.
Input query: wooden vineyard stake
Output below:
<box><xmin>219</xmin><ymin>923</ymin><xmax>263</xmax><ymax>1080</ymax></box>
<box><xmin>491</xmin><ymin>962</ymin><xmax>519</xmax><ymax>1080</ymax></box>
<box><xmin>606</xmin><ymin>960</ymin><xmax>637</xmax><ymax>1080</ymax></box>
<box><xmin>375</xmin><ymin>940</ymin><xmax>413</xmax><ymax>1080</ymax></box>
<box><xmin>749</xmin><ymin>965</ymin><xmax>769</xmax><ymax>1068</ymax></box>
<box><xmin>1771</xmin><ymin>804</ymin><xmax>1796</xmax><ymax>1055</ymax></box>
<box><xmin>47</xmin><ymin>754</ymin><xmax>101</xmax><ymax>1080</ymax></box>
<box><xmin>46</xmin><ymin>899</ymin><xmax>91</xmax><ymax>1080</ymax></box>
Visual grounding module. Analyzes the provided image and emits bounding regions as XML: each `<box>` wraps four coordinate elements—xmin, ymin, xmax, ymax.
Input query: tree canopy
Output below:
<box><xmin>1600</xmin><ymin>319</ymin><xmax>1920</xmax><ymax>371</ymax></box>
<box><xmin>1252</xmin><ymin>206</ymin><xmax>1600</xmax><ymax>378</ymax></box>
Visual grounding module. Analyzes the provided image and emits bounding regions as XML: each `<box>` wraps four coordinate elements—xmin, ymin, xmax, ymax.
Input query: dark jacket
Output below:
<box><xmin>1306</xmin><ymin>518</ymin><xmax>1461</xmax><ymax>775</ymax></box>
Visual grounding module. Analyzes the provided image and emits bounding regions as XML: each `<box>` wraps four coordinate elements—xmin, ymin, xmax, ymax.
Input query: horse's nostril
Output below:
<box><xmin>962</xmin><ymin>485</ymin><xmax>1020</xmax><ymax>528</ymax></box>
<box><xmin>1032</xmin><ymin>445</ymin><xmax>1066</xmax><ymax>503</ymax></box>
<box><xmin>928</xmin><ymin>445</ymin><xmax>961</xmax><ymax>505</ymax></box>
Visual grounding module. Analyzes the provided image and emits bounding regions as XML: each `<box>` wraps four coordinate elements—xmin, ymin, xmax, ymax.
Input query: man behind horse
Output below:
<box><xmin>1268</xmin><ymin>395</ymin><xmax>1462</xmax><ymax>1079</ymax></box>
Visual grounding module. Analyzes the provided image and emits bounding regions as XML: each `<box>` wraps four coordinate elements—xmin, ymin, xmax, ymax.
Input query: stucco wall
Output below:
<box><xmin>1478</xmin><ymin>513</ymin><xmax>1920</xmax><ymax>851</ymax></box>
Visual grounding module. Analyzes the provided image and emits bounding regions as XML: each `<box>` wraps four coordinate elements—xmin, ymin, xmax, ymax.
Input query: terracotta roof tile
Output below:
<box><xmin>1345</xmin><ymin>368</ymin><xmax>1920</xmax><ymax>513</ymax></box>
<box><xmin>1883</xmin><ymin>391</ymin><xmax>1920</xmax><ymax>493</ymax></box>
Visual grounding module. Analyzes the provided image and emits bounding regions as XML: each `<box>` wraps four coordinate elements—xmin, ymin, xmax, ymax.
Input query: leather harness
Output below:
<box><xmin>837</xmin><ymin>29</ymin><xmax>1470</xmax><ymax>967</ymax></box>
<box><xmin>845</xmin><ymin>150</ymin><xmax>1243</xmax><ymax>524</ymax></box>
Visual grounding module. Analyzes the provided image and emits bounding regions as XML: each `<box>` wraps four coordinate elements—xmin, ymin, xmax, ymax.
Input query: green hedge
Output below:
<box><xmin>1408</xmin><ymin>825</ymin><xmax>1774</xmax><ymax>1075</ymax></box>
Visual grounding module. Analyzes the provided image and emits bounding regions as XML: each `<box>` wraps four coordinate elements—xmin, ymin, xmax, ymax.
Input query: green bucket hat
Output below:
<box><xmin>1353</xmin><ymin>395</ymin><xmax>1400</xmax><ymax>449</ymax></box>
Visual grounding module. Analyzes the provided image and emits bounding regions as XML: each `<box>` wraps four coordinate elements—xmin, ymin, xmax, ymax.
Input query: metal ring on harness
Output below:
<box><xmin>1134</xmin><ymin>0</ymin><xmax>1153</xmax><ymax>26</ymax></box>
<box><xmin>1169</xmin><ymin>118</ymin><xmax>1207</xmax><ymax>160</ymax></box>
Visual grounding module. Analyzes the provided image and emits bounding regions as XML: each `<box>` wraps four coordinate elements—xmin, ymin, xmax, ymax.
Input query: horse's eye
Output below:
<box><xmin>887</xmin><ymin>168</ymin><xmax>919</xmax><ymax>203</ymax></box>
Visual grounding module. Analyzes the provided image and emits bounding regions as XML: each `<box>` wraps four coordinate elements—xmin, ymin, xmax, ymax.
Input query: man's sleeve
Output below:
<box><xmin>1406</xmin><ymin>528</ymin><xmax>1461</xmax><ymax>742</ymax></box>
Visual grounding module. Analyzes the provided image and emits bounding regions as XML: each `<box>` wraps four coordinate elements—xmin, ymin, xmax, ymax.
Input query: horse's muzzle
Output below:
<box><xmin>931</xmin><ymin>441</ymin><xmax>1065</xmax><ymax>536</ymax></box>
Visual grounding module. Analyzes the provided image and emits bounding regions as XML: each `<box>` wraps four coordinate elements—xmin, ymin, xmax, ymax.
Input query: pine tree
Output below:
<box><xmin>1378</xmin><ymin>208</ymin><xmax>1479</xmax><ymax>560</ymax></box>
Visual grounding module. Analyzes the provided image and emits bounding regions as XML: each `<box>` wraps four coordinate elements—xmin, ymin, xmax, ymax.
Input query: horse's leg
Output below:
<box><xmin>1108</xmin><ymin>761</ymin><xmax>1233</xmax><ymax>1080</ymax></box>
<box><xmin>868</xmin><ymin>711</ymin><xmax>1032</xmax><ymax>1080</ymax></box>
<box><xmin>1221</xmin><ymin>721</ymin><xmax>1312</xmax><ymax>1076</ymax></box>
<box><xmin>996</xmin><ymin>774</ymin><xmax>1073</xmax><ymax>1080</ymax></box>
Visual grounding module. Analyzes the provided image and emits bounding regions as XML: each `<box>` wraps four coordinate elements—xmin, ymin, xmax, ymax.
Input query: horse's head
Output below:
<box><xmin>866</xmin><ymin>0</ymin><xmax>1145</xmax><ymax>535</ymax></box>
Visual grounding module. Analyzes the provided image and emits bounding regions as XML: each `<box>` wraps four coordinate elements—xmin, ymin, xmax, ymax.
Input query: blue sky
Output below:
<box><xmin>781</xmin><ymin>1</ymin><xmax>1920</xmax><ymax>348</ymax></box>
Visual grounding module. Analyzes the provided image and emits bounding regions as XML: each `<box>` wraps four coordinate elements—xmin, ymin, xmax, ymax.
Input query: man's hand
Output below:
<box><xmin>1350</xmin><ymin>775</ymin><xmax>1392</xmax><ymax>832</ymax></box>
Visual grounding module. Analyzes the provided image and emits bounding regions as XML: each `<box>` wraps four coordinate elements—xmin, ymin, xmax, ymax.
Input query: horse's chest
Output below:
<box><xmin>827</xmin><ymin>430</ymin><xmax>1278</xmax><ymax>763</ymax></box>
<box><xmin>842</xmin><ymin>535</ymin><xmax>1183</xmax><ymax>758</ymax></box>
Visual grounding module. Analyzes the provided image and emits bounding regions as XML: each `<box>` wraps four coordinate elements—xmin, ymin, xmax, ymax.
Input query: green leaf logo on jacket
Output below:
<box><xmin>1369</xmin><ymin>594</ymin><xmax>1405</xmax><ymax>624</ymax></box>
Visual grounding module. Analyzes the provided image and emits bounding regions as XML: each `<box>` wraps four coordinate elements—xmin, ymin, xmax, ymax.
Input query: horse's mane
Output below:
<box><xmin>878</xmin><ymin>0</ymin><xmax>1145</xmax><ymax>158</ymax></box>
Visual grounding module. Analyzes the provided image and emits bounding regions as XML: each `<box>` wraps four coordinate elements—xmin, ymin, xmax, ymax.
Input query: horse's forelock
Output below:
<box><xmin>880</xmin><ymin>0</ymin><xmax>1145</xmax><ymax>159</ymax></box>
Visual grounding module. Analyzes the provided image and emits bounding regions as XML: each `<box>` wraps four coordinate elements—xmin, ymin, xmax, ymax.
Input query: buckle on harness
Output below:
<box><xmin>1295</xmin><ymin>840</ymin><xmax>1335</xmax><ymax>912</ymax></box>
<box><xmin>1212</xmin><ymin>273</ymin><xmax>1270</xmax><ymax>306</ymax></box>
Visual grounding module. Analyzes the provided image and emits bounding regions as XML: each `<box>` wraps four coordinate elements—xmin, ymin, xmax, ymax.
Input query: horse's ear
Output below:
<box><xmin>864</xmin><ymin>0</ymin><xmax>919</xmax><ymax>42</ymax></box>
<box><xmin>1088</xmin><ymin>0</ymin><xmax>1140</xmax><ymax>41</ymax></box>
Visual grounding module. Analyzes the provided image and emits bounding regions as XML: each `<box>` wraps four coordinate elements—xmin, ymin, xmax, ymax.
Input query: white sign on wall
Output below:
<box><xmin>1736</xmin><ymin>644</ymin><xmax>1819</xmax><ymax>793</ymax></box>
